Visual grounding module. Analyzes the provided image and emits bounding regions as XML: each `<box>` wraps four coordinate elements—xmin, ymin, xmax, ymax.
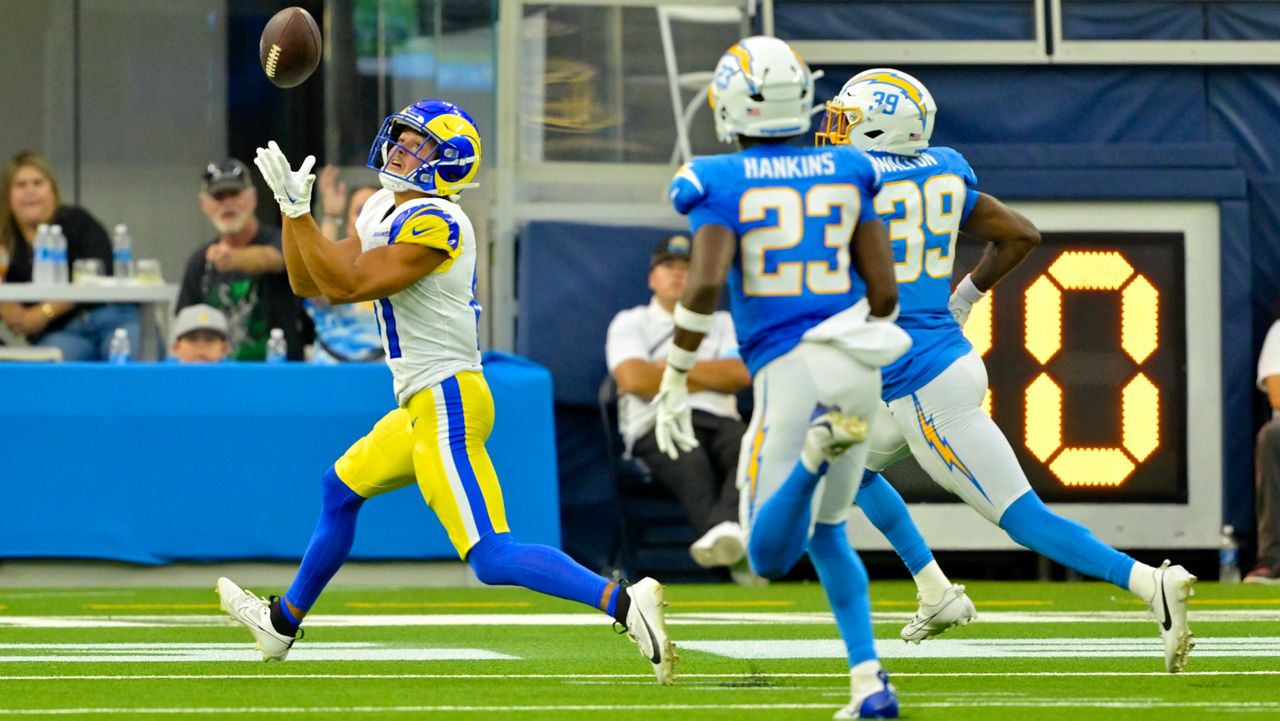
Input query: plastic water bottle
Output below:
<box><xmin>32</xmin><ymin>223</ymin><xmax>51</xmax><ymax>284</ymax></box>
<box><xmin>112</xmin><ymin>224</ymin><xmax>136</xmax><ymax>279</ymax></box>
<box><xmin>265</xmin><ymin>328</ymin><xmax>287</xmax><ymax>363</ymax></box>
<box><xmin>108</xmin><ymin>328</ymin><xmax>131</xmax><ymax>364</ymax></box>
<box><xmin>49</xmin><ymin>224</ymin><xmax>68</xmax><ymax>284</ymax></box>
<box><xmin>1220</xmin><ymin>524</ymin><xmax>1241</xmax><ymax>584</ymax></box>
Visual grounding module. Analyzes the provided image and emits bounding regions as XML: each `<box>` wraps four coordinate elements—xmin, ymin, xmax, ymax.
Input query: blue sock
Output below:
<box><xmin>467</xmin><ymin>532</ymin><xmax>618</xmax><ymax>617</ymax></box>
<box><xmin>284</xmin><ymin>467</ymin><xmax>366</xmax><ymax>615</ymax></box>
<box><xmin>999</xmin><ymin>492</ymin><xmax>1135</xmax><ymax>588</ymax></box>
<box><xmin>856</xmin><ymin>471</ymin><xmax>934</xmax><ymax>575</ymax></box>
<box><xmin>807</xmin><ymin>522</ymin><xmax>877</xmax><ymax>666</ymax></box>
<box><xmin>748</xmin><ymin>459</ymin><xmax>822</xmax><ymax>579</ymax></box>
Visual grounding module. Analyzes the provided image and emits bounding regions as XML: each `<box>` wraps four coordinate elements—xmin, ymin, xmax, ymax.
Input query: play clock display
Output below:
<box><xmin>888</xmin><ymin>232</ymin><xmax>1187</xmax><ymax>504</ymax></box>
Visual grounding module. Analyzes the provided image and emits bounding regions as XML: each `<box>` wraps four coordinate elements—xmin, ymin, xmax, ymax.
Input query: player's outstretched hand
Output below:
<box><xmin>253</xmin><ymin>140</ymin><xmax>316</xmax><ymax>219</ymax></box>
<box><xmin>652</xmin><ymin>365</ymin><xmax>699</xmax><ymax>460</ymax></box>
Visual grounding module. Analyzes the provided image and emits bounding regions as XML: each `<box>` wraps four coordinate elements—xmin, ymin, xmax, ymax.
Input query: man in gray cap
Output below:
<box><xmin>606</xmin><ymin>234</ymin><xmax>754</xmax><ymax>577</ymax></box>
<box><xmin>176</xmin><ymin>159</ymin><xmax>306</xmax><ymax>361</ymax></box>
<box><xmin>170</xmin><ymin>303</ymin><xmax>231</xmax><ymax>364</ymax></box>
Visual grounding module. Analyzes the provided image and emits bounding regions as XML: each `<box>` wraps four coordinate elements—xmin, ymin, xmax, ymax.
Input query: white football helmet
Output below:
<box><xmin>709</xmin><ymin>36</ymin><xmax>817</xmax><ymax>144</ymax></box>
<box><xmin>816</xmin><ymin>68</ymin><xmax>936</xmax><ymax>156</ymax></box>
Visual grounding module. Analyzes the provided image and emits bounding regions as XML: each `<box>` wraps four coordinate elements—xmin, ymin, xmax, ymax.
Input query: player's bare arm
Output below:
<box><xmin>960</xmin><ymin>192</ymin><xmax>1041</xmax><ymax>292</ymax></box>
<box><xmin>289</xmin><ymin>216</ymin><xmax>447</xmax><ymax>303</ymax></box>
<box><xmin>280</xmin><ymin>218</ymin><xmax>357</xmax><ymax>298</ymax></box>
<box><xmin>672</xmin><ymin>223</ymin><xmax>737</xmax><ymax>353</ymax></box>
<box><xmin>850</xmin><ymin>218</ymin><xmax>899</xmax><ymax>317</ymax></box>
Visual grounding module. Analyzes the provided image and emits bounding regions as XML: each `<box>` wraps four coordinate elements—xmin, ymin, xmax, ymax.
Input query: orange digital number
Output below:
<box><xmin>1019</xmin><ymin>251</ymin><xmax>1161</xmax><ymax>487</ymax></box>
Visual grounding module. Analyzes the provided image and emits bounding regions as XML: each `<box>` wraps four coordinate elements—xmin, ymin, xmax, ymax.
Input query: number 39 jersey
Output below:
<box><xmin>354</xmin><ymin>188</ymin><xmax>483</xmax><ymax>407</ymax></box>
<box><xmin>669</xmin><ymin>144</ymin><xmax>882</xmax><ymax>375</ymax></box>
<box><xmin>869</xmin><ymin>146</ymin><xmax>980</xmax><ymax>402</ymax></box>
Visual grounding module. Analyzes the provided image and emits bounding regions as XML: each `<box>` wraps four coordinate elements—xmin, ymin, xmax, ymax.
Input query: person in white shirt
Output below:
<box><xmin>1250</xmin><ymin>316</ymin><xmax>1280</xmax><ymax>584</ymax></box>
<box><xmin>606</xmin><ymin>234</ymin><xmax>752</xmax><ymax>569</ymax></box>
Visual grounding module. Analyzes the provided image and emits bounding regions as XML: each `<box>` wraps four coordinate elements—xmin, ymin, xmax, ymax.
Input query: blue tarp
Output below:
<box><xmin>0</xmin><ymin>353</ymin><xmax>560</xmax><ymax>564</ymax></box>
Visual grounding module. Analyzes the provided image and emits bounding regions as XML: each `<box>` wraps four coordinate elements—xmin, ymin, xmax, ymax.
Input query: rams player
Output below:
<box><xmin>214</xmin><ymin>99</ymin><xmax>676</xmax><ymax>685</ymax></box>
<box><xmin>818</xmin><ymin>69</ymin><xmax>1197</xmax><ymax>672</ymax></box>
<box><xmin>662</xmin><ymin>36</ymin><xmax>908</xmax><ymax>719</ymax></box>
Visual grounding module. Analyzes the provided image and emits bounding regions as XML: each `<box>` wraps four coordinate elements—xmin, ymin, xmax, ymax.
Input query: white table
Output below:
<box><xmin>0</xmin><ymin>283</ymin><xmax>179</xmax><ymax>360</ymax></box>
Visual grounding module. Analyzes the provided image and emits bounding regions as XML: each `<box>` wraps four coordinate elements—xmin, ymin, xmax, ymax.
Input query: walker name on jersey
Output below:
<box><xmin>742</xmin><ymin>152</ymin><xmax>837</xmax><ymax>180</ymax></box>
<box><xmin>870</xmin><ymin>153</ymin><xmax>940</xmax><ymax>174</ymax></box>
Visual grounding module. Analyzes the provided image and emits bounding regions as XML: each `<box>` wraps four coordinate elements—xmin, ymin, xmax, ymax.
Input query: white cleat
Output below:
<box><xmin>804</xmin><ymin>410</ymin><xmax>869</xmax><ymax>467</ymax></box>
<box><xmin>834</xmin><ymin>667</ymin><xmax>899</xmax><ymax>720</ymax></box>
<box><xmin>621</xmin><ymin>577</ymin><xmax>678</xmax><ymax>685</ymax></box>
<box><xmin>216</xmin><ymin>577</ymin><xmax>297</xmax><ymax>662</ymax></box>
<box><xmin>1147</xmin><ymin>560</ymin><xmax>1196</xmax><ymax>673</ymax></box>
<box><xmin>900</xmin><ymin>584</ymin><xmax>977</xmax><ymax>644</ymax></box>
<box><xmin>689</xmin><ymin>520</ymin><xmax>746</xmax><ymax>568</ymax></box>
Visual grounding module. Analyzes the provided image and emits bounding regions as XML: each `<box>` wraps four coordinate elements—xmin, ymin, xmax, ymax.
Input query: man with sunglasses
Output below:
<box><xmin>176</xmin><ymin>158</ymin><xmax>306</xmax><ymax>360</ymax></box>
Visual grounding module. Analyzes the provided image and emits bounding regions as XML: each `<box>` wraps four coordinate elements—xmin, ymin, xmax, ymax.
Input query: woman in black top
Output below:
<box><xmin>0</xmin><ymin>151</ymin><xmax>139</xmax><ymax>360</ymax></box>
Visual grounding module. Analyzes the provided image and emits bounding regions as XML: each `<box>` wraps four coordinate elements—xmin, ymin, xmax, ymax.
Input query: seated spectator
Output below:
<box><xmin>606</xmin><ymin>234</ymin><xmax>753</xmax><ymax>571</ymax></box>
<box><xmin>178</xmin><ymin>159</ymin><xmax>306</xmax><ymax>361</ymax></box>
<box><xmin>0</xmin><ymin>151</ymin><xmax>139</xmax><ymax>359</ymax></box>
<box><xmin>306</xmin><ymin>166</ymin><xmax>382</xmax><ymax>363</ymax></box>
<box><xmin>1250</xmin><ymin>314</ymin><xmax>1280</xmax><ymax>584</ymax></box>
<box><xmin>170</xmin><ymin>304</ymin><xmax>231</xmax><ymax>364</ymax></box>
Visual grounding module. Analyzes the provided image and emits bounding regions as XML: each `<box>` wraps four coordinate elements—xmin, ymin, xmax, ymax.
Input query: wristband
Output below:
<box><xmin>869</xmin><ymin>304</ymin><xmax>900</xmax><ymax>323</ymax></box>
<box><xmin>666</xmin><ymin>344</ymin><xmax>697</xmax><ymax>372</ymax></box>
<box><xmin>955</xmin><ymin>274</ymin><xmax>987</xmax><ymax>304</ymax></box>
<box><xmin>673</xmin><ymin>303</ymin><xmax>714</xmax><ymax>334</ymax></box>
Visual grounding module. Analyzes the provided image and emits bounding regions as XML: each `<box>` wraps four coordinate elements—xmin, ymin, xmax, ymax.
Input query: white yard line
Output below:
<box><xmin>3</xmin><ymin>670</ymin><xmax>1280</xmax><ymax>681</ymax></box>
<box><xmin>1</xmin><ymin>609</ymin><xmax>1278</xmax><ymax>628</ymax></box>
<box><xmin>0</xmin><ymin>701</ymin><xmax>1279</xmax><ymax>715</ymax></box>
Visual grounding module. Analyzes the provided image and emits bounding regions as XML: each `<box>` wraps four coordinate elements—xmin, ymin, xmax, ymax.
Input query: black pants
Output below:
<box><xmin>632</xmin><ymin>410</ymin><xmax>746</xmax><ymax>535</ymax></box>
<box><xmin>1257</xmin><ymin>419</ymin><xmax>1280</xmax><ymax>567</ymax></box>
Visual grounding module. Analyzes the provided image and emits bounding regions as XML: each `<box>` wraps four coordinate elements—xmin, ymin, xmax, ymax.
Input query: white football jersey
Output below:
<box><xmin>354</xmin><ymin>188</ymin><xmax>482</xmax><ymax>406</ymax></box>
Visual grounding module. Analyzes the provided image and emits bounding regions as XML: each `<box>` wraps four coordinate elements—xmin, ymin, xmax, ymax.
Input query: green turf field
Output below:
<box><xmin>1</xmin><ymin>579</ymin><xmax>1276</xmax><ymax>719</ymax></box>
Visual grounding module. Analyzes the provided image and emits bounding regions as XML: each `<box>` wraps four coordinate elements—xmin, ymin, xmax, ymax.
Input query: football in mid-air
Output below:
<box><xmin>259</xmin><ymin>6</ymin><xmax>321</xmax><ymax>88</ymax></box>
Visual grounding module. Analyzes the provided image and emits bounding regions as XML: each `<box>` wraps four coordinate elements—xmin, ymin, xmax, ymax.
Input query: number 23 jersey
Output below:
<box><xmin>354</xmin><ymin>188</ymin><xmax>483</xmax><ymax>407</ymax></box>
<box><xmin>669</xmin><ymin>144</ymin><xmax>883</xmax><ymax>376</ymax></box>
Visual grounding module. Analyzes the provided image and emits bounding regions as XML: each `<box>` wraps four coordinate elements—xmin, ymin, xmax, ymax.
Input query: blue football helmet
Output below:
<box><xmin>366</xmin><ymin>99</ymin><xmax>482</xmax><ymax>196</ymax></box>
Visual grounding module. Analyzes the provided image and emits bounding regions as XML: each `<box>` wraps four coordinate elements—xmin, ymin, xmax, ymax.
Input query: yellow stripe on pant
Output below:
<box><xmin>332</xmin><ymin>370</ymin><xmax>510</xmax><ymax>558</ymax></box>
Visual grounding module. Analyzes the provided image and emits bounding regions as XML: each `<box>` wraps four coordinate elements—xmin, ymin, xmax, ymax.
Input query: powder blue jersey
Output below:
<box><xmin>670</xmin><ymin>143</ymin><xmax>883</xmax><ymax>375</ymax></box>
<box><xmin>870</xmin><ymin>147</ymin><xmax>981</xmax><ymax>401</ymax></box>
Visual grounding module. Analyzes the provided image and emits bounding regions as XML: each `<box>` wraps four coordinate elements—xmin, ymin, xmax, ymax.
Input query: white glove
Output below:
<box><xmin>948</xmin><ymin>273</ymin><xmax>987</xmax><ymax>328</ymax></box>
<box><xmin>253</xmin><ymin>140</ymin><xmax>316</xmax><ymax>219</ymax></box>
<box><xmin>652</xmin><ymin>364</ymin><xmax>699</xmax><ymax>460</ymax></box>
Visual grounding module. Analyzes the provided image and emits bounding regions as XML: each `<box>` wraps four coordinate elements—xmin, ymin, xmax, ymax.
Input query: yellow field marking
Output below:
<box><xmin>86</xmin><ymin>604</ymin><xmax>218</xmax><ymax>610</ymax></box>
<box><xmin>1124</xmin><ymin>597</ymin><xmax>1280</xmax><ymax>606</ymax></box>
<box><xmin>873</xmin><ymin>600</ymin><xmax>1052</xmax><ymax>607</ymax></box>
<box><xmin>667</xmin><ymin>601</ymin><xmax>794</xmax><ymax>608</ymax></box>
<box><xmin>345</xmin><ymin>602</ymin><xmax>532</xmax><ymax>609</ymax></box>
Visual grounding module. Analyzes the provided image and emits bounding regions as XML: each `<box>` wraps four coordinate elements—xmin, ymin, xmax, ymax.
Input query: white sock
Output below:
<box><xmin>913</xmin><ymin>560</ymin><xmax>952</xmax><ymax>606</ymax></box>
<box><xmin>850</xmin><ymin>658</ymin><xmax>883</xmax><ymax>692</ymax></box>
<box><xmin>1128</xmin><ymin>561</ymin><xmax>1158</xmax><ymax>602</ymax></box>
<box><xmin>800</xmin><ymin>444</ymin><xmax>826</xmax><ymax>474</ymax></box>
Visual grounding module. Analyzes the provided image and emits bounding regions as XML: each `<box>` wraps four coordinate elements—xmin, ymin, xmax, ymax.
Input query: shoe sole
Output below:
<box><xmin>1244</xmin><ymin>576</ymin><xmax>1280</xmax><ymax>585</ymax></box>
<box><xmin>647</xmin><ymin>582</ymin><xmax>679</xmax><ymax>686</ymax></box>
<box><xmin>215</xmin><ymin>578</ymin><xmax>288</xmax><ymax>663</ymax></box>
<box><xmin>690</xmin><ymin>534</ymin><xmax>746</xmax><ymax>568</ymax></box>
